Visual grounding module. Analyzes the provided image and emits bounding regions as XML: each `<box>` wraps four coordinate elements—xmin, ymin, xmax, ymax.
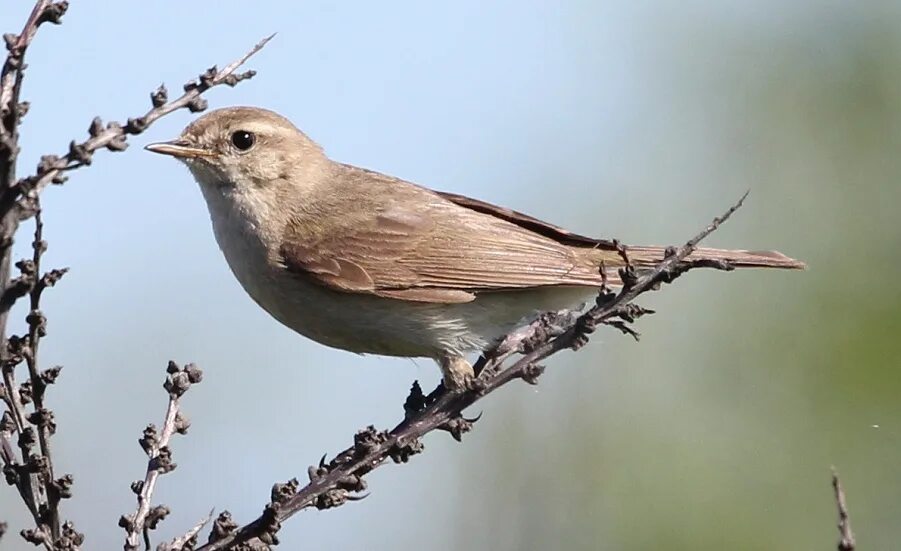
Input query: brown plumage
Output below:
<box><xmin>279</xmin><ymin>164</ymin><xmax>804</xmax><ymax>304</ymax></box>
<box><xmin>146</xmin><ymin>106</ymin><xmax>805</xmax><ymax>389</ymax></box>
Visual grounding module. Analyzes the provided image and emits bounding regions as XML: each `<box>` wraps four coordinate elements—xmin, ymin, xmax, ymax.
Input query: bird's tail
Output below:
<box><xmin>625</xmin><ymin>246</ymin><xmax>806</xmax><ymax>270</ymax></box>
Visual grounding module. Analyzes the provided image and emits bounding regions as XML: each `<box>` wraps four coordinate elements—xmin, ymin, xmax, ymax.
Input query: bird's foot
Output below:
<box><xmin>438</xmin><ymin>355</ymin><xmax>476</xmax><ymax>392</ymax></box>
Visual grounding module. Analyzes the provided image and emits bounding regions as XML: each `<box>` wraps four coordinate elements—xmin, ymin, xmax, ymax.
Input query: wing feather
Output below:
<box><xmin>279</xmin><ymin>165</ymin><xmax>610</xmax><ymax>303</ymax></box>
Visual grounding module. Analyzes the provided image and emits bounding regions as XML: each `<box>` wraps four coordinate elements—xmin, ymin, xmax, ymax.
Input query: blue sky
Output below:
<box><xmin>3</xmin><ymin>1</ymin><xmax>894</xmax><ymax>549</ymax></box>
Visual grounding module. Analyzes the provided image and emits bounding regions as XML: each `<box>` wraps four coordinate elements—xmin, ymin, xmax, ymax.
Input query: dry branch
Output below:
<box><xmin>193</xmin><ymin>195</ymin><xmax>748</xmax><ymax>550</ymax></box>
<box><xmin>832</xmin><ymin>469</ymin><xmax>856</xmax><ymax>551</ymax></box>
<box><xmin>0</xmin><ymin>2</ymin><xmax>270</xmax><ymax>546</ymax></box>
<box><xmin>120</xmin><ymin>363</ymin><xmax>203</xmax><ymax>550</ymax></box>
<box><xmin>0</xmin><ymin>3</ymin><xmax>837</xmax><ymax>551</ymax></box>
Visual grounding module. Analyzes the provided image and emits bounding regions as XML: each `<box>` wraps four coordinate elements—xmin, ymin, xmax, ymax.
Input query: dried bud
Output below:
<box><xmin>51</xmin><ymin>473</ymin><xmax>74</xmax><ymax>499</ymax></box>
<box><xmin>36</xmin><ymin>155</ymin><xmax>60</xmax><ymax>176</ymax></box>
<box><xmin>520</xmin><ymin>362</ymin><xmax>546</xmax><ymax>385</ymax></box>
<box><xmin>184</xmin><ymin>363</ymin><xmax>203</xmax><ymax>383</ymax></box>
<box><xmin>118</xmin><ymin>514</ymin><xmax>135</xmax><ymax>532</ymax></box>
<box><xmin>59</xmin><ymin>521</ymin><xmax>84</xmax><ymax>547</ymax></box>
<box><xmin>438</xmin><ymin>414</ymin><xmax>480</xmax><ymax>442</ymax></box>
<box><xmin>40</xmin><ymin>267</ymin><xmax>69</xmax><ymax>289</ymax></box>
<box><xmin>208</xmin><ymin>511</ymin><xmax>238</xmax><ymax>543</ymax></box>
<box><xmin>353</xmin><ymin>426</ymin><xmax>387</xmax><ymax>456</ymax></box>
<box><xmin>40</xmin><ymin>366</ymin><xmax>62</xmax><ymax>385</ymax></box>
<box><xmin>88</xmin><ymin>117</ymin><xmax>103</xmax><ymax>137</ymax></box>
<box><xmin>3</xmin><ymin>463</ymin><xmax>17</xmax><ymax>485</ymax></box>
<box><xmin>0</xmin><ymin>411</ymin><xmax>16</xmax><ymax>433</ymax></box>
<box><xmin>67</xmin><ymin>140</ymin><xmax>92</xmax><ymax>166</ymax></box>
<box><xmin>315</xmin><ymin>488</ymin><xmax>348</xmax><ymax>510</ymax></box>
<box><xmin>18</xmin><ymin>380</ymin><xmax>32</xmax><ymax>404</ymax></box>
<box><xmin>222</xmin><ymin>69</ymin><xmax>256</xmax><ymax>87</ymax></box>
<box><xmin>146</xmin><ymin>504</ymin><xmax>170</xmax><ymax>529</ymax></box>
<box><xmin>150</xmin><ymin>84</ymin><xmax>168</xmax><ymax>107</ymax></box>
<box><xmin>26</xmin><ymin>407</ymin><xmax>56</xmax><ymax>435</ymax></box>
<box><xmin>38</xmin><ymin>2</ymin><xmax>69</xmax><ymax>26</ymax></box>
<box><xmin>106</xmin><ymin>136</ymin><xmax>128</xmax><ymax>152</ymax></box>
<box><xmin>198</xmin><ymin>66</ymin><xmax>218</xmax><ymax>88</ymax></box>
<box><xmin>270</xmin><ymin>478</ymin><xmax>299</xmax><ymax>505</ymax></box>
<box><xmin>173</xmin><ymin>411</ymin><xmax>190</xmax><ymax>435</ymax></box>
<box><xmin>125</xmin><ymin>117</ymin><xmax>148</xmax><ymax>135</ymax></box>
<box><xmin>153</xmin><ymin>446</ymin><xmax>176</xmax><ymax>474</ymax></box>
<box><xmin>26</xmin><ymin>309</ymin><xmax>47</xmax><ymax>337</ymax></box>
<box><xmin>15</xmin><ymin>258</ymin><xmax>36</xmax><ymax>276</ymax></box>
<box><xmin>164</xmin><ymin>371</ymin><xmax>190</xmax><ymax>397</ymax></box>
<box><xmin>139</xmin><ymin>424</ymin><xmax>158</xmax><ymax>455</ymax></box>
<box><xmin>187</xmin><ymin>97</ymin><xmax>208</xmax><ymax>113</ymax></box>
<box><xmin>20</xmin><ymin>527</ymin><xmax>49</xmax><ymax>545</ymax></box>
<box><xmin>26</xmin><ymin>454</ymin><xmax>48</xmax><ymax>475</ymax></box>
<box><xmin>388</xmin><ymin>437</ymin><xmax>424</xmax><ymax>463</ymax></box>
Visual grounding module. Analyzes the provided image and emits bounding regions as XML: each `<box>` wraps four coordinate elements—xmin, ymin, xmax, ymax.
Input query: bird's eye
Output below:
<box><xmin>230</xmin><ymin>130</ymin><xmax>255</xmax><ymax>151</ymax></box>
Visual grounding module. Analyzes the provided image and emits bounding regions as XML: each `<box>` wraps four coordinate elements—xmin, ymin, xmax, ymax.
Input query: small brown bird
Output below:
<box><xmin>146</xmin><ymin>107</ymin><xmax>804</xmax><ymax>389</ymax></box>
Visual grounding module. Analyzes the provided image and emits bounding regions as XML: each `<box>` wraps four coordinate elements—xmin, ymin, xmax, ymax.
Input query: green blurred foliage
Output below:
<box><xmin>450</xmin><ymin>3</ymin><xmax>901</xmax><ymax>550</ymax></box>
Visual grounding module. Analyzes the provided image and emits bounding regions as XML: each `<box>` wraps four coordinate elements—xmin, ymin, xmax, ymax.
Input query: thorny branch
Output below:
<box><xmin>0</xmin><ymin>1</ymin><xmax>271</xmax><ymax>546</ymax></box>
<box><xmin>192</xmin><ymin>195</ymin><xmax>749</xmax><ymax>550</ymax></box>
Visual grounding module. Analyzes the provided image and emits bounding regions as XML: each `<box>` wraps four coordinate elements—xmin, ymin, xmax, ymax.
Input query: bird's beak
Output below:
<box><xmin>144</xmin><ymin>139</ymin><xmax>215</xmax><ymax>159</ymax></box>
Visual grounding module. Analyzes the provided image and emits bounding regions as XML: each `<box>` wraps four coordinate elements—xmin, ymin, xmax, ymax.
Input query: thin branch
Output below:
<box><xmin>19</xmin><ymin>203</ymin><xmax>67</xmax><ymax>540</ymax></box>
<box><xmin>160</xmin><ymin>510</ymin><xmax>215</xmax><ymax>551</ymax></box>
<box><xmin>0</xmin><ymin>0</ymin><xmax>67</xmax><ymax>349</ymax></box>
<box><xmin>13</xmin><ymin>33</ymin><xmax>275</xmax><ymax>212</ymax></box>
<box><xmin>196</xmin><ymin>194</ymin><xmax>748</xmax><ymax>550</ymax></box>
<box><xmin>831</xmin><ymin>468</ymin><xmax>855</xmax><ymax>551</ymax></box>
<box><xmin>120</xmin><ymin>363</ymin><xmax>202</xmax><ymax>551</ymax></box>
<box><xmin>0</xmin><ymin>1</ymin><xmax>62</xmax><ymax>119</ymax></box>
<box><xmin>0</xmin><ymin>5</ymin><xmax>269</xmax><ymax>546</ymax></box>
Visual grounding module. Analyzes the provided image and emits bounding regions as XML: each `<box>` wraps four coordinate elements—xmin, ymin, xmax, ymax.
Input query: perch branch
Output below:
<box><xmin>195</xmin><ymin>193</ymin><xmax>748</xmax><ymax>550</ymax></box>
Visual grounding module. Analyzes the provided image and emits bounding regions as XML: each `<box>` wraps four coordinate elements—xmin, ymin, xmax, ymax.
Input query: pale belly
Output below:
<box><xmin>229</xmin><ymin>255</ymin><xmax>596</xmax><ymax>359</ymax></box>
<box><xmin>203</xmin><ymin>191</ymin><xmax>597</xmax><ymax>360</ymax></box>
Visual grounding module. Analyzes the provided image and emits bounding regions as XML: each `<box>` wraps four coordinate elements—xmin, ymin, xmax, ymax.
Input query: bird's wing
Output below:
<box><xmin>279</xmin><ymin>168</ymin><xmax>612</xmax><ymax>304</ymax></box>
<box><xmin>434</xmin><ymin>190</ymin><xmax>619</xmax><ymax>249</ymax></box>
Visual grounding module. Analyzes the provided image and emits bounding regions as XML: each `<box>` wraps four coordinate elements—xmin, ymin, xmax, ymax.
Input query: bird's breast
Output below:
<box><xmin>199</xmin><ymin>186</ymin><xmax>597</xmax><ymax>360</ymax></box>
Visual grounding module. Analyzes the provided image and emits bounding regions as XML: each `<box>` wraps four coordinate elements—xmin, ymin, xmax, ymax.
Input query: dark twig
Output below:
<box><xmin>121</xmin><ymin>362</ymin><xmax>202</xmax><ymax>551</ymax></box>
<box><xmin>195</xmin><ymin>195</ymin><xmax>748</xmax><ymax>550</ymax></box>
<box><xmin>0</xmin><ymin>0</ymin><xmax>67</xmax><ymax>345</ymax></box>
<box><xmin>0</xmin><ymin>2</ymin><xmax>269</xmax><ymax>546</ymax></box>
<box><xmin>13</xmin><ymin>32</ymin><xmax>275</xmax><ymax>217</ymax></box>
<box><xmin>831</xmin><ymin>468</ymin><xmax>856</xmax><ymax>551</ymax></box>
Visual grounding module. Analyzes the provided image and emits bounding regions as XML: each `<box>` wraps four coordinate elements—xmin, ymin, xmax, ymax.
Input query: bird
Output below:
<box><xmin>145</xmin><ymin>106</ymin><xmax>804</xmax><ymax>389</ymax></box>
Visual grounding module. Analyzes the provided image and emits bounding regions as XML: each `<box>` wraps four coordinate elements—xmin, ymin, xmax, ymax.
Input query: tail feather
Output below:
<box><xmin>626</xmin><ymin>246</ymin><xmax>806</xmax><ymax>270</ymax></box>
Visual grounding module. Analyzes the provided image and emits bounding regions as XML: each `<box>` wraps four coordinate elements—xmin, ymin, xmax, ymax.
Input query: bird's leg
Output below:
<box><xmin>438</xmin><ymin>354</ymin><xmax>475</xmax><ymax>392</ymax></box>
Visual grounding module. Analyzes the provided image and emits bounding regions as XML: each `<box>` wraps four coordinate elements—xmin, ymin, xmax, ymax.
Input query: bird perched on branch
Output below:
<box><xmin>146</xmin><ymin>107</ymin><xmax>804</xmax><ymax>389</ymax></box>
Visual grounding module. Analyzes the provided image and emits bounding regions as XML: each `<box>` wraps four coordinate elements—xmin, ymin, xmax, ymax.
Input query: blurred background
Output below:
<box><xmin>2</xmin><ymin>1</ymin><xmax>899</xmax><ymax>549</ymax></box>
